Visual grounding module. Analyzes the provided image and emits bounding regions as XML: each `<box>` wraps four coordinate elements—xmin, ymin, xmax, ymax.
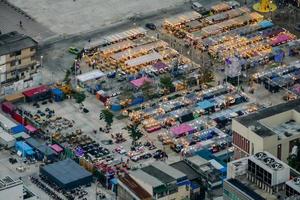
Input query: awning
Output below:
<box><xmin>125</xmin><ymin>52</ymin><xmax>162</xmax><ymax>67</ymax></box>
<box><xmin>170</xmin><ymin>124</ymin><xmax>194</xmax><ymax>136</ymax></box>
<box><xmin>51</xmin><ymin>144</ymin><xmax>63</xmax><ymax>153</ymax></box>
<box><xmin>13</xmin><ymin>132</ymin><xmax>30</xmax><ymax>139</ymax></box>
<box><xmin>25</xmin><ymin>125</ymin><xmax>38</xmax><ymax>133</ymax></box>
<box><xmin>23</xmin><ymin>85</ymin><xmax>49</xmax><ymax>98</ymax></box>
<box><xmin>130</xmin><ymin>76</ymin><xmax>152</xmax><ymax>88</ymax></box>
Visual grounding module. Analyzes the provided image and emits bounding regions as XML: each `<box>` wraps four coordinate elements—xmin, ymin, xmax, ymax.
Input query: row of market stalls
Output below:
<box><xmin>162</xmin><ymin>3</ymin><xmax>297</xmax><ymax>67</ymax></box>
<box><xmin>253</xmin><ymin>60</ymin><xmax>300</xmax><ymax>94</ymax></box>
<box><xmin>128</xmin><ymin>84</ymin><xmax>251</xmax><ymax>133</ymax></box>
<box><xmin>83</xmin><ymin>27</ymin><xmax>198</xmax><ymax>75</ymax></box>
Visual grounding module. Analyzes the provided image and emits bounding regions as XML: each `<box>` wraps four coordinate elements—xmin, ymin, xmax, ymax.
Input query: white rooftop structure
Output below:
<box><xmin>112</xmin><ymin>40</ymin><xmax>168</xmax><ymax>61</ymax></box>
<box><xmin>104</xmin><ymin>27</ymin><xmax>147</xmax><ymax>44</ymax></box>
<box><xmin>130</xmin><ymin>169</ymin><xmax>163</xmax><ymax>188</ymax></box>
<box><xmin>164</xmin><ymin>11</ymin><xmax>202</xmax><ymax>26</ymax></box>
<box><xmin>0</xmin><ymin>113</ymin><xmax>17</xmax><ymax>131</ymax></box>
<box><xmin>76</xmin><ymin>70</ymin><xmax>105</xmax><ymax>83</ymax></box>
<box><xmin>125</xmin><ymin>52</ymin><xmax>162</xmax><ymax>67</ymax></box>
<box><xmin>151</xmin><ymin>161</ymin><xmax>186</xmax><ymax>180</ymax></box>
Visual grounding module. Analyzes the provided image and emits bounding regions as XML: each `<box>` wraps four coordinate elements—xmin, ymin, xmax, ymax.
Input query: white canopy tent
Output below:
<box><xmin>76</xmin><ymin>70</ymin><xmax>105</xmax><ymax>83</ymax></box>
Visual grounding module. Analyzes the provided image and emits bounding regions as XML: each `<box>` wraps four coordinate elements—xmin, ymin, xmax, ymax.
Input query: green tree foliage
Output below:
<box><xmin>123</xmin><ymin>124</ymin><xmax>143</xmax><ymax>144</ymax></box>
<box><xmin>99</xmin><ymin>109</ymin><xmax>114</xmax><ymax>127</ymax></box>
<box><xmin>73</xmin><ymin>92</ymin><xmax>86</xmax><ymax>104</ymax></box>
<box><xmin>160</xmin><ymin>75</ymin><xmax>174</xmax><ymax>91</ymax></box>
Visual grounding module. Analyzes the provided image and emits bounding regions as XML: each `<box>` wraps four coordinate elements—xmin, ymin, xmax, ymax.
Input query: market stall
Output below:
<box><xmin>170</xmin><ymin>123</ymin><xmax>195</xmax><ymax>138</ymax></box>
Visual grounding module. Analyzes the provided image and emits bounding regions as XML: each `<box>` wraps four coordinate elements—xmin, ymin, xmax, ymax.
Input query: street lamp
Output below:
<box><xmin>74</xmin><ymin>59</ymin><xmax>78</xmax><ymax>88</ymax></box>
<box><xmin>40</xmin><ymin>56</ymin><xmax>43</xmax><ymax>68</ymax></box>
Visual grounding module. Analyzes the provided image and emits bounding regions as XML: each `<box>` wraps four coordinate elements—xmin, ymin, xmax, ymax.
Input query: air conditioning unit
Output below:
<box><xmin>255</xmin><ymin>152</ymin><xmax>267</xmax><ymax>160</ymax></box>
<box><xmin>263</xmin><ymin>157</ymin><xmax>275</xmax><ymax>165</ymax></box>
<box><xmin>293</xmin><ymin>177</ymin><xmax>300</xmax><ymax>185</ymax></box>
<box><xmin>270</xmin><ymin>162</ymin><xmax>283</xmax><ymax>171</ymax></box>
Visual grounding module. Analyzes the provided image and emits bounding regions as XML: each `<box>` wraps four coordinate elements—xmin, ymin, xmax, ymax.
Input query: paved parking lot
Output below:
<box><xmin>0</xmin><ymin>0</ymin><xmax>54</xmax><ymax>42</ymax></box>
<box><xmin>8</xmin><ymin>0</ymin><xmax>186</xmax><ymax>35</ymax></box>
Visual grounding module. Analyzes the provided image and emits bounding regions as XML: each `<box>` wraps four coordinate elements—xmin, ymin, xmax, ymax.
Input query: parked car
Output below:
<box><xmin>68</xmin><ymin>47</ymin><xmax>80</xmax><ymax>55</ymax></box>
<box><xmin>145</xmin><ymin>23</ymin><xmax>156</xmax><ymax>30</ymax></box>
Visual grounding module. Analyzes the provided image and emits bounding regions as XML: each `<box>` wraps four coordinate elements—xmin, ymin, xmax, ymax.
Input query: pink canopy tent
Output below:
<box><xmin>130</xmin><ymin>76</ymin><xmax>152</xmax><ymax>89</ymax></box>
<box><xmin>25</xmin><ymin>125</ymin><xmax>38</xmax><ymax>133</ymax></box>
<box><xmin>170</xmin><ymin>124</ymin><xmax>194</xmax><ymax>137</ymax></box>
<box><xmin>51</xmin><ymin>144</ymin><xmax>63</xmax><ymax>153</ymax></box>
<box><xmin>271</xmin><ymin>33</ymin><xmax>293</xmax><ymax>46</ymax></box>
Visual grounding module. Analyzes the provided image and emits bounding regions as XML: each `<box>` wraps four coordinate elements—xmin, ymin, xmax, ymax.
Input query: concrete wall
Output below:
<box><xmin>130</xmin><ymin>175</ymin><xmax>154</xmax><ymax>196</ymax></box>
<box><xmin>260</xmin><ymin>110</ymin><xmax>292</xmax><ymax>128</ymax></box>
<box><xmin>232</xmin><ymin>120</ymin><xmax>268</xmax><ymax>155</ymax></box>
<box><xmin>158</xmin><ymin>188</ymin><xmax>190</xmax><ymax>200</ymax></box>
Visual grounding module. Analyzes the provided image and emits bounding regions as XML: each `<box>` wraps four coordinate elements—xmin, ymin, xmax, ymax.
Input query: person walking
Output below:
<box><xmin>19</xmin><ymin>20</ymin><xmax>23</xmax><ymax>28</ymax></box>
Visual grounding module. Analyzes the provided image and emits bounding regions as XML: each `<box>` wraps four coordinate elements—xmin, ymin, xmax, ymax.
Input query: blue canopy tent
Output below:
<box><xmin>258</xmin><ymin>20</ymin><xmax>274</xmax><ymax>29</ymax></box>
<box><xmin>197</xmin><ymin>100</ymin><xmax>215</xmax><ymax>111</ymax></box>
<box><xmin>11</xmin><ymin>124</ymin><xmax>26</xmax><ymax>134</ymax></box>
<box><xmin>52</xmin><ymin>88</ymin><xmax>64</xmax><ymax>102</ymax></box>
<box><xmin>15</xmin><ymin>141</ymin><xmax>35</xmax><ymax>157</ymax></box>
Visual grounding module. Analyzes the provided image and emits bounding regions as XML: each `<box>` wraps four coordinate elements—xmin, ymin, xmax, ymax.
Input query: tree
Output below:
<box><xmin>199</xmin><ymin>68</ymin><xmax>214</xmax><ymax>84</ymax></box>
<box><xmin>160</xmin><ymin>75</ymin><xmax>174</xmax><ymax>92</ymax></box>
<box><xmin>140</xmin><ymin>81</ymin><xmax>156</xmax><ymax>99</ymax></box>
<box><xmin>73</xmin><ymin>91</ymin><xmax>86</xmax><ymax>104</ymax></box>
<box><xmin>100</xmin><ymin>109</ymin><xmax>114</xmax><ymax>127</ymax></box>
<box><xmin>120</xmin><ymin>84</ymin><xmax>134</xmax><ymax>101</ymax></box>
<box><xmin>123</xmin><ymin>124</ymin><xmax>143</xmax><ymax>144</ymax></box>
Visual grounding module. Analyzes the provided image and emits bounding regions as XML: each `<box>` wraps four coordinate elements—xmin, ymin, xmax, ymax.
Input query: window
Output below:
<box><xmin>10</xmin><ymin>50</ymin><xmax>21</xmax><ymax>57</ymax></box>
<box><xmin>10</xmin><ymin>60</ymin><xmax>16</xmax><ymax>66</ymax></box>
<box><xmin>277</xmin><ymin>144</ymin><xmax>282</xmax><ymax>160</ymax></box>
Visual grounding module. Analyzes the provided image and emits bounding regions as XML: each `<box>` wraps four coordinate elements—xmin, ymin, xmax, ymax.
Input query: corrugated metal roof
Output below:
<box><xmin>130</xmin><ymin>170</ymin><xmax>163</xmax><ymax>187</ymax></box>
<box><xmin>0</xmin><ymin>113</ymin><xmax>17</xmax><ymax>130</ymax></box>
<box><xmin>151</xmin><ymin>161</ymin><xmax>187</xmax><ymax>180</ymax></box>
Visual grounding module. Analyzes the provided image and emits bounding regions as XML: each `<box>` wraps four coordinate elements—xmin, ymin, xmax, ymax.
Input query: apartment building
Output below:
<box><xmin>232</xmin><ymin>99</ymin><xmax>300</xmax><ymax>162</ymax></box>
<box><xmin>0</xmin><ymin>31</ymin><xmax>38</xmax><ymax>85</ymax></box>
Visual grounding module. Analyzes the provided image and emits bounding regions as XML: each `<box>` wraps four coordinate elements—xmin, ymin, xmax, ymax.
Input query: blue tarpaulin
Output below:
<box><xmin>11</xmin><ymin>125</ymin><xmax>26</xmax><ymax>134</ymax></box>
<box><xmin>52</xmin><ymin>88</ymin><xmax>64</xmax><ymax>102</ymax></box>
<box><xmin>197</xmin><ymin>100</ymin><xmax>215</xmax><ymax>110</ymax></box>
<box><xmin>15</xmin><ymin>141</ymin><xmax>35</xmax><ymax>156</ymax></box>
<box><xmin>259</xmin><ymin>20</ymin><xmax>274</xmax><ymax>29</ymax></box>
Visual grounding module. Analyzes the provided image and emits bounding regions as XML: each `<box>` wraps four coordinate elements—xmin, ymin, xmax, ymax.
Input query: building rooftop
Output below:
<box><xmin>151</xmin><ymin>161</ymin><xmax>187</xmax><ymax>181</ymax></box>
<box><xmin>118</xmin><ymin>174</ymin><xmax>152</xmax><ymax>199</ymax></box>
<box><xmin>0</xmin><ymin>176</ymin><xmax>22</xmax><ymax>191</ymax></box>
<box><xmin>286</xmin><ymin>177</ymin><xmax>300</xmax><ymax>193</ymax></box>
<box><xmin>130</xmin><ymin>169</ymin><xmax>163</xmax><ymax>188</ymax></box>
<box><xmin>226</xmin><ymin>178</ymin><xmax>266</xmax><ymax>200</ymax></box>
<box><xmin>170</xmin><ymin>161</ymin><xmax>201</xmax><ymax>181</ymax></box>
<box><xmin>0</xmin><ymin>31</ymin><xmax>37</xmax><ymax>56</ymax></box>
<box><xmin>235</xmin><ymin>99</ymin><xmax>300</xmax><ymax>137</ymax></box>
<box><xmin>142</xmin><ymin>165</ymin><xmax>175</xmax><ymax>184</ymax></box>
